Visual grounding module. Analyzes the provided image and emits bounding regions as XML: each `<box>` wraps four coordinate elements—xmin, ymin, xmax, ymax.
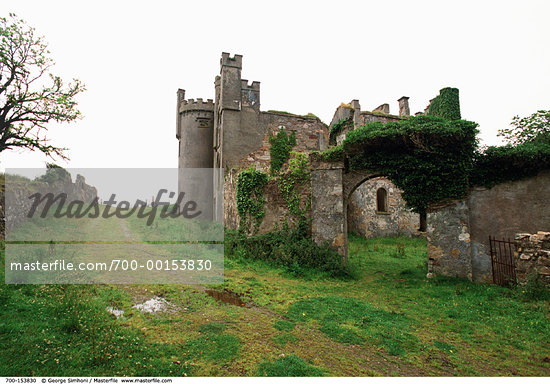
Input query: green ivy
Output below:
<box><xmin>325</xmin><ymin>115</ymin><xmax>479</xmax><ymax>214</ymax></box>
<box><xmin>319</xmin><ymin>111</ymin><xmax>550</xmax><ymax>214</ymax></box>
<box><xmin>470</xmin><ymin>141</ymin><xmax>550</xmax><ymax>188</ymax></box>
<box><xmin>329</xmin><ymin>117</ymin><xmax>353</xmax><ymax>145</ymax></box>
<box><xmin>236</xmin><ymin>168</ymin><xmax>269</xmax><ymax>234</ymax></box>
<box><xmin>278</xmin><ymin>152</ymin><xmax>311</xmax><ymax>219</ymax></box>
<box><xmin>269</xmin><ymin>128</ymin><xmax>297</xmax><ymax>175</ymax></box>
<box><xmin>427</xmin><ymin>87</ymin><xmax>461</xmax><ymax>120</ymax></box>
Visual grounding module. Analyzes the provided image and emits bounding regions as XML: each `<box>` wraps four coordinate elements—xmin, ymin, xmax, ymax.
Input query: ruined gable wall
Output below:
<box><xmin>348</xmin><ymin>177</ymin><xmax>419</xmax><ymax>238</ymax></box>
<box><xmin>235</xmin><ymin>112</ymin><xmax>329</xmax><ymax>173</ymax></box>
<box><xmin>223</xmin><ymin>113</ymin><xmax>327</xmax><ymax>232</ymax></box>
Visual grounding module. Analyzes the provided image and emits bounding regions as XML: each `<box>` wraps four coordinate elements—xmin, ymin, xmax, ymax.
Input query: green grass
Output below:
<box><xmin>287</xmin><ymin>296</ymin><xmax>417</xmax><ymax>355</ymax></box>
<box><xmin>273</xmin><ymin>320</ymin><xmax>296</xmax><ymax>331</ymax></box>
<box><xmin>2</xmin><ymin>227</ymin><xmax>550</xmax><ymax>376</ymax></box>
<box><xmin>0</xmin><ymin>284</ymin><xmax>192</xmax><ymax>376</ymax></box>
<box><xmin>198</xmin><ymin>321</ymin><xmax>227</xmax><ymax>334</ymax></box>
<box><xmin>257</xmin><ymin>355</ymin><xmax>325</xmax><ymax>376</ymax></box>
<box><xmin>272</xmin><ymin>333</ymin><xmax>299</xmax><ymax>348</ymax></box>
<box><xmin>183</xmin><ymin>334</ymin><xmax>241</xmax><ymax>363</ymax></box>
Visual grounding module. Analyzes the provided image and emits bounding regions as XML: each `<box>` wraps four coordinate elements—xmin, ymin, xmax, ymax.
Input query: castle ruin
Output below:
<box><xmin>176</xmin><ymin>52</ymin><xmax>422</xmax><ymax>237</ymax></box>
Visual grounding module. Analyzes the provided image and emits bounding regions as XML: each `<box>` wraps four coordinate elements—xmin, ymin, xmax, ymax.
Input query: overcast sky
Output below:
<box><xmin>1</xmin><ymin>0</ymin><xmax>549</xmax><ymax>171</ymax></box>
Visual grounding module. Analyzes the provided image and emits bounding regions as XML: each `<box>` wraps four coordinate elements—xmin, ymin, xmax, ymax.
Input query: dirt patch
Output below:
<box><xmin>205</xmin><ymin>289</ymin><xmax>247</xmax><ymax>306</ymax></box>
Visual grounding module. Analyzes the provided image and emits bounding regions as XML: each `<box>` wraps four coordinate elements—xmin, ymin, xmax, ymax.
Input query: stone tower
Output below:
<box><xmin>176</xmin><ymin>90</ymin><xmax>215</xmax><ymax>220</ymax></box>
<box><xmin>177</xmin><ymin>52</ymin><xmax>327</xmax><ymax>224</ymax></box>
<box><xmin>212</xmin><ymin>53</ymin><xmax>261</xmax><ymax>222</ymax></box>
<box><xmin>176</xmin><ymin>89</ymin><xmax>214</xmax><ymax>168</ymax></box>
<box><xmin>213</xmin><ymin>53</ymin><xmax>261</xmax><ymax>171</ymax></box>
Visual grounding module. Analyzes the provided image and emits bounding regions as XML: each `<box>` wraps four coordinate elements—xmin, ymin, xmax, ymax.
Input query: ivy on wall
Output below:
<box><xmin>329</xmin><ymin>117</ymin><xmax>353</xmax><ymax>145</ymax></box>
<box><xmin>278</xmin><ymin>152</ymin><xmax>311</xmax><ymax>220</ymax></box>
<box><xmin>326</xmin><ymin>115</ymin><xmax>479</xmax><ymax>214</ymax></box>
<box><xmin>470</xmin><ymin>141</ymin><xmax>550</xmax><ymax>188</ymax></box>
<box><xmin>319</xmin><ymin>111</ymin><xmax>550</xmax><ymax>213</ymax></box>
<box><xmin>269</xmin><ymin>128</ymin><xmax>296</xmax><ymax>175</ymax></box>
<box><xmin>427</xmin><ymin>87</ymin><xmax>461</xmax><ymax>120</ymax></box>
<box><xmin>236</xmin><ymin>167</ymin><xmax>269</xmax><ymax>234</ymax></box>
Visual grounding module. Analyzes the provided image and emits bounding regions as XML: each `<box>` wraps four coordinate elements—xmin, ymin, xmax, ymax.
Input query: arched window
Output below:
<box><xmin>376</xmin><ymin>188</ymin><xmax>388</xmax><ymax>213</ymax></box>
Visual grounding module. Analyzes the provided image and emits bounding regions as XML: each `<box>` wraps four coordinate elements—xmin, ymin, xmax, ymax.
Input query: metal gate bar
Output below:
<box><xmin>489</xmin><ymin>236</ymin><xmax>517</xmax><ymax>286</ymax></box>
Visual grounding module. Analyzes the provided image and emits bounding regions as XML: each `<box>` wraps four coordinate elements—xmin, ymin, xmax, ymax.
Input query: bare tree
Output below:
<box><xmin>0</xmin><ymin>13</ymin><xmax>85</xmax><ymax>160</ymax></box>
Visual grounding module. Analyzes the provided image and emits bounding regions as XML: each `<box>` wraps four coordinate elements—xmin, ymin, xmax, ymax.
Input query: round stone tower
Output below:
<box><xmin>176</xmin><ymin>89</ymin><xmax>215</xmax><ymax>220</ymax></box>
<box><xmin>176</xmin><ymin>89</ymin><xmax>215</xmax><ymax>169</ymax></box>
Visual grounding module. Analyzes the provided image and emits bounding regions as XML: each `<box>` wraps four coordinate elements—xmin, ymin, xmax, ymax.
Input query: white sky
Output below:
<box><xmin>1</xmin><ymin>0</ymin><xmax>549</xmax><ymax>170</ymax></box>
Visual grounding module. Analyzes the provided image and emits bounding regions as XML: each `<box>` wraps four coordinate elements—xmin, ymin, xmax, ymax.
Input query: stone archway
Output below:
<box><xmin>310</xmin><ymin>156</ymin><xmax>380</xmax><ymax>264</ymax></box>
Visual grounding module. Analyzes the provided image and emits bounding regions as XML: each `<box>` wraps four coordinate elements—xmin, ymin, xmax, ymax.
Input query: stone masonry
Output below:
<box><xmin>348</xmin><ymin>177</ymin><xmax>420</xmax><ymax>238</ymax></box>
<box><xmin>514</xmin><ymin>232</ymin><xmax>550</xmax><ymax>288</ymax></box>
<box><xmin>427</xmin><ymin>170</ymin><xmax>550</xmax><ymax>282</ymax></box>
<box><xmin>4</xmin><ymin>170</ymin><xmax>97</xmax><ymax>233</ymax></box>
<box><xmin>177</xmin><ymin>53</ymin><xmax>328</xmax><ymax>226</ymax></box>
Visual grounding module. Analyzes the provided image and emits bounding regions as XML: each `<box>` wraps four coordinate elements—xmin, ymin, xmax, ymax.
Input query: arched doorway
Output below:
<box><xmin>310</xmin><ymin>158</ymin><xmax>424</xmax><ymax>264</ymax></box>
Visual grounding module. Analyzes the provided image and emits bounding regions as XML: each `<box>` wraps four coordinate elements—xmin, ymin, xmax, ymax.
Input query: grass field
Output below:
<box><xmin>1</xmin><ymin>221</ymin><xmax>550</xmax><ymax>376</ymax></box>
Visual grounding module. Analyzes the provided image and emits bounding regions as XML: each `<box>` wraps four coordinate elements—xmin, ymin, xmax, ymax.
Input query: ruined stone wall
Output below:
<box><xmin>427</xmin><ymin>170</ymin><xmax>550</xmax><ymax>282</ymax></box>
<box><xmin>224</xmin><ymin>169</ymin><xmax>239</xmax><ymax>230</ymax></box>
<box><xmin>4</xmin><ymin>172</ymin><xmax>97</xmax><ymax>233</ymax></box>
<box><xmin>348</xmin><ymin>177</ymin><xmax>419</xmax><ymax>238</ymax></box>
<box><xmin>311</xmin><ymin>160</ymin><xmax>346</xmax><ymax>255</ymax></box>
<box><xmin>427</xmin><ymin>199</ymin><xmax>472</xmax><ymax>280</ymax></box>
<box><xmin>236</xmin><ymin>112</ymin><xmax>328</xmax><ymax>173</ymax></box>
<box><xmin>223</xmin><ymin>168</ymin><xmax>311</xmax><ymax>234</ymax></box>
<box><xmin>222</xmin><ymin>112</ymin><xmax>327</xmax><ymax>232</ymax></box>
<box><xmin>467</xmin><ymin>170</ymin><xmax>550</xmax><ymax>282</ymax></box>
<box><xmin>515</xmin><ymin>232</ymin><xmax>550</xmax><ymax>288</ymax></box>
<box><xmin>329</xmin><ymin>103</ymin><xmax>414</xmax><ymax>239</ymax></box>
<box><xmin>359</xmin><ymin>112</ymin><xmax>403</xmax><ymax>125</ymax></box>
<box><xmin>333</xmin><ymin>110</ymin><xmax>403</xmax><ymax>146</ymax></box>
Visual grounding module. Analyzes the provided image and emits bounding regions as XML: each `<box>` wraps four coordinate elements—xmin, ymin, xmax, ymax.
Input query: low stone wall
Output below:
<box><xmin>514</xmin><ymin>232</ymin><xmax>550</xmax><ymax>287</ymax></box>
<box><xmin>427</xmin><ymin>170</ymin><xmax>550</xmax><ymax>282</ymax></box>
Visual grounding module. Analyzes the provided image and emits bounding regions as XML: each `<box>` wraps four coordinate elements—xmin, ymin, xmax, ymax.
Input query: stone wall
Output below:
<box><xmin>426</xmin><ymin>199</ymin><xmax>472</xmax><ymax>280</ymax></box>
<box><xmin>330</xmin><ymin>102</ymin><xmax>404</xmax><ymax>146</ymax></box>
<box><xmin>223</xmin><ymin>169</ymin><xmax>239</xmax><ymax>230</ymax></box>
<box><xmin>237</xmin><ymin>112</ymin><xmax>328</xmax><ymax>173</ymax></box>
<box><xmin>224</xmin><ymin>166</ymin><xmax>312</xmax><ymax>234</ymax></box>
<box><xmin>427</xmin><ymin>170</ymin><xmax>550</xmax><ymax>282</ymax></box>
<box><xmin>348</xmin><ymin>177</ymin><xmax>420</xmax><ymax>238</ymax></box>
<box><xmin>467</xmin><ymin>170</ymin><xmax>550</xmax><ymax>282</ymax></box>
<box><xmin>310</xmin><ymin>160</ymin><xmax>346</xmax><ymax>256</ymax></box>
<box><xmin>4</xmin><ymin>171</ymin><xmax>97</xmax><ymax>233</ymax></box>
<box><xmin>514</xmin><ymin>232</ymin><xmax>550</xmax><ymax>288</ymax></box>
<box><xmin>328</xmin><ymin>100</ymin><xmax>414</xmax><ymax>239</ymax></box>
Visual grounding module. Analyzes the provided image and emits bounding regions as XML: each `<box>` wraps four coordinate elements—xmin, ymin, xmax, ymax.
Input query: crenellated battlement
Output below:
<box><xmin>221</xmin><ymin>52</ymin><xmax>242</xmax><ymax>69</ymax></box>
<box><xmin>179</xmin><ymin>98</ymin><xmax>215</xmax><ymax>113</ymax></box>
<box><xmin>241</xmin><ymin>79</ymin><xmax>260</xmax><ymax>91</ymax></box>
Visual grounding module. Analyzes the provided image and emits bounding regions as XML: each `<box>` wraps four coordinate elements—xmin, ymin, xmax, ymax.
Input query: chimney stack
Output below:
<box><xmin>398</xmin><ymin>96</ymin><xmax>410</xmax><ymax>117</ymax></box>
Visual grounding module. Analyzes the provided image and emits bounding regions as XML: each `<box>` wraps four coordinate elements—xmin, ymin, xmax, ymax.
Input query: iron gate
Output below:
<box><xmin>488</xmin><ymin>236</ymin><xmax>517</xmax><ymax>286</ymax></box>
